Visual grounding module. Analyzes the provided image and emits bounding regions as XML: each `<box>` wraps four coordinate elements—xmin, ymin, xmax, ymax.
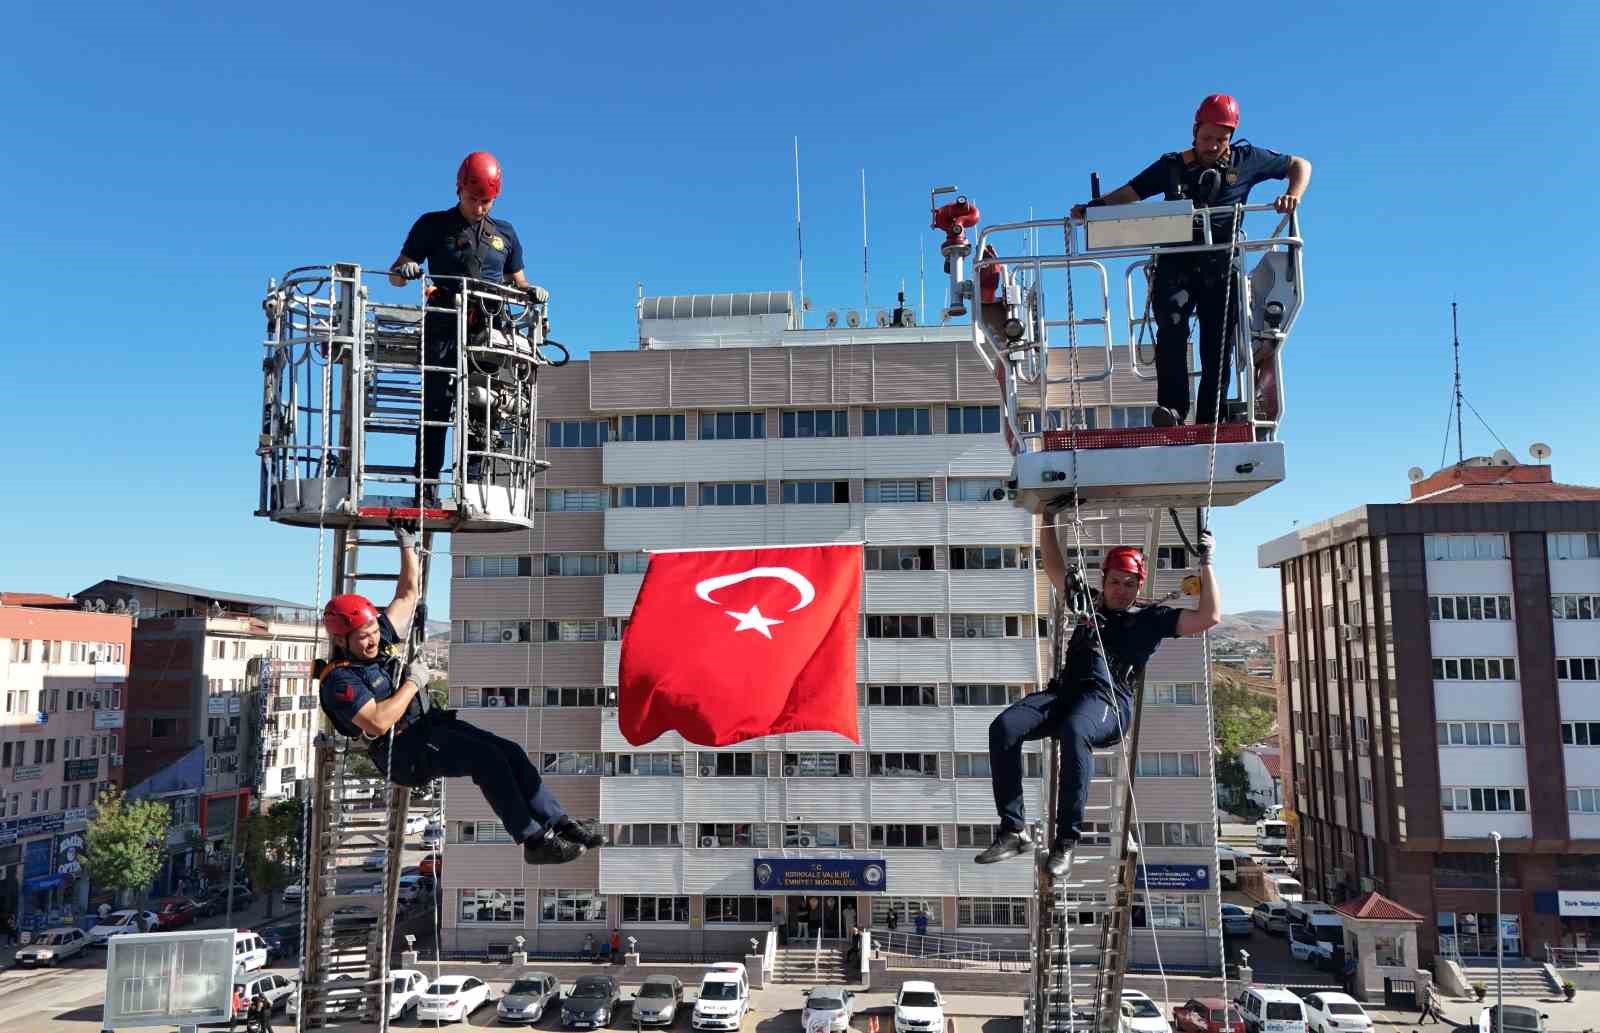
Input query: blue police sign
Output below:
<box><xmin>1134</xmin><ymin>863</ymin><xmax>1211</xmax><ymax>890</ymax></box>
<box><xmin>753</xmin><ymin>858</ymin><xmax>887</xmax><ymax>893</ymax></box>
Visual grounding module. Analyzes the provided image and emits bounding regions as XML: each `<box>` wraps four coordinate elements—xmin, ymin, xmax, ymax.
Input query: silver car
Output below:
<box><xmin>497</xmin><ymin>971</ymin><xmax>561</xmax><ymax>1025</ymax></box>
<box><xmin>16</xmin><ymin>927</ymin><xmax>88</xmax><ymax>967</ymax></box>
<box><xmin>632</xmin><ymin>975</ymin><xmax>685</xmax><ymax>1027</ymax></box>
<box><xmin>802</xmin><ymin>986</ymin><xmax>854</xmax><ymax>1032</ymax></box>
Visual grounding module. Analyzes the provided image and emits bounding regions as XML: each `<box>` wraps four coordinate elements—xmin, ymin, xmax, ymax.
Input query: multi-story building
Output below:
<box><xmin>0</xmin><ymin>595</ymin><xmax>131</xmax><ymax>927</ymax></box>
<box><xmin>1259</xmin><ymin>457</ymin><xmax>1600</xmax><ymax>962</ymax></box>
<box><xmin>75</xmin><ymin>577</ymin><xmax>320</xmax><ymax>883</ymax></box>
<box><xmin>441</xmin><ymin>292</ymin><xmax>1221</xmax><ymax>970</ymax></box>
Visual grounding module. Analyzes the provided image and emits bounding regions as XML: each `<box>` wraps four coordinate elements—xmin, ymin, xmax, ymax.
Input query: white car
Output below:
<box><xmin>16</xmin><ymin>927</ymin><xmax>89</xmax><ymax>966</ymax></box>
<box><xmin>388</xmin><ymin>969</ymin><xmax>428</xmax><ymax>1019</ymax></box>
<box><xmin>281</xmin><ymin>882</ymin><xmax>304</xmax><ymax>904</ymax></box>
<box><xmin>1477</xmin><ymin>1006</ymin><xmax>1547</xmax><ymax>1033</ymax></box>
<box><xmin>1303</xmin><ymin>993</ymin><xmax>1371</xmax><ymax>1033</ymax></box>
<box><xmin>802</xmin><ymin>987</ymin><xmax>854</xmax><ymax>1032</ymax></box>
<box><xmin>894</xmin><ymin>981</ymin><xmax>945</xmax><ymax>1033</ymax></box>
<box><xmin>417</xmin><ymin>975</ymin><xmax>494</xmax><ymax>1023</ymax></box>
<box><xmin>1122</xmin><ymin>990</ymin><xmax>1173</xmax><ymax>1033</ymax></box>
<box><xmin>88</xmin><ymin>909</ymin><xmax>158</xmax><ymax>945</ymax></box>
<box><xmin>403</xmin><ymin>813</ymin><xmax>429</xmax><ymax>836</ymax></box>
<box><xmin>236</xmin><ymin>973</ymin><xmax>297</xmax><ymax>1013</ymax></box>
<box><xmin>288</xmin><ymin>974</ymin><xmax>360</xmax><ymax>1018</ymax></box>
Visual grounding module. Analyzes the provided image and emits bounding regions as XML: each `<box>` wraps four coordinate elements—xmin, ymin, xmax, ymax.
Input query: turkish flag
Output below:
<box><xmin>619</xmin><ymin>544</ymin><xmax>862</xmax><ymax>747</ymax></box>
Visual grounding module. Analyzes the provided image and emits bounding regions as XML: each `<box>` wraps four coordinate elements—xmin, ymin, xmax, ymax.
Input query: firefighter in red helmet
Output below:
<box><xmin>1071</xmin><ymin>94</ymin><xmax>1312</xmax><ymax>427</ymax></box>
<box><xmin>318</xmin><ymin>526</ymin><xmax>602</xmax><ymax>866</ymax></box>
<box><xmin>388</xmin><ymin>152</ymin><xmax>542</xmax><ymax>497</ymax></box>
<box><xmin>976</xmin><ymin>518</ymin><xmax>1220</xmax><ymax>878</ymax></box>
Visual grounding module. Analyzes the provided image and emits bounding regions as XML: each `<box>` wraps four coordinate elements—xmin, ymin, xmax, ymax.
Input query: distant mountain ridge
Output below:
<box><xmin>1214</xmin><ymin>610</ymin><xmax>1281</xmax><ymax>643</ymax></box>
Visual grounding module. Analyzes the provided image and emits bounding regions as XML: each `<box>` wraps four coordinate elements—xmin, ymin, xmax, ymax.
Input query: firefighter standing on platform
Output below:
<box><xmin>317</xmin><ymin>525</ymin><xmax>603</xmax><ymax>865</ymax></box>
<box><xmin>1071</xmin><ymin>94</ymin><xmax>1312</xmax><ymax>427</ymax></box>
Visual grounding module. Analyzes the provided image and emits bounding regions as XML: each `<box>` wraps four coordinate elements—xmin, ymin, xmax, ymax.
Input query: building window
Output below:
<box><xmin>451</xmin><ymin>820</ymin><xmax>513</xmax><ymax>844</ymax></box>
<box><xmin>1440</xmin><ymin>721</ymin><xmax>1523</xmax><ymax>746</ymax></box>
<box><xmin>1558</xmin><ymin>658</ymin><xmax>1600</xmax><ymax>681</ymax></box>
<box><xmin>460</xmin><ymin>620</ymin><xmax>533</xmax><ymax>644</ymax></box>
<box><xmin>151</xmin><ymin>718</ymin><xmax>176</xmax><ymax>738</ymax></box>
<box><xmin>873</xmin><ymin>898</ymin><xmax>941</xmax><ymax>929</ymax></box>
<box><xmin>952</xmin><ymin>684</ymin><xmax>1025</xmax><ymax>706</ymax></box>
<box><xmin>542</xmin><ymin>687</ymin><xmax>615</xmax><ymax>707</ymax></box>
<box><xmin>1553</xmin><ymin>595</ymin><xmax>1600</xmax><ymax>621</ymax></box>
<box><xmin>946</xmin><ymin>478</ymin><xmax>1007</xmax><ymax>503</ymax></box>
<box><xmin>782</xmin><ymin>752</ymin><xmax>854</xmax><ymax>777</ymax></box>
<box><xmin>1425</xmin><ymin>534</ymin><xmax>1508</xmax><ymax>561</ymax></box>
<box><xmin>948</xmin><ymin>405</ymin><xmax>1001</xmax><ymax>435</ymax></box>
<box><xmin>1432</xmin><ymin>657</ymin><xmax>1517</xmax><ymax>681</ymax></box>
<box><xmin>1563</xmin><ymin>723</ymin><xmax>1600</xmax><ymax>746</ymax></box>
<box><xmin>781</xmin><ymin>409</ymin><xmax>848</xmax><ymax>439</ymax></box>
<box><xmin>870</xmin><ymin>824</ymin><xmax>941</xmax><ymax>848</ymax></box>
<box><xmin>955</xmin><ymin>753</ymin><xmax>1042</xmax><ymax>778</ymax></box>
<box><xmin>615</xmin><ymin>484</ymin><xmax>686</xmax><ymax>508</ymax></box>
<box><xmin>613</xmin><ymin>551</ymin><xmax>650</xmax><ymax>574</ymax></box>
<box><xmin>1568</xmin><ymin>788</ymin><xmax>1600</xmax><ymax>814</ymax></box>
<box><xmin>1148</xmin><ymin>682</ymin><xmax>1203</xmax><ymax>706</ymax></box>
<box><xmin>705</xmin><ymin>896</ymin><xmax>774</xmax><ymax>924</ymax></box>
<box><xmin>869</xmin><ymin>752</ymin><xmax>938</xmax><ymax>778</ymax></box>
<box><xmin>1156</xmin><ymin>546</ymin><xmax>1189</xmax><ymax>570</ymax></box>
<box><xmin>1549</xmin><ymin>533</ymin><xmax>1600</xmax><ymax>560</ymax></box>
<box><xmin>618</xmin><ymin>414</ymin><xmax>685</xmax><ymax>442</ymax></box>
<box><xmin>1093</xmin><ymin>754</ymin><xmax>1119</xmax><ymax>777</ymax></box>
<box><xmin>863</xmin><ymin>407</ymin><xmax>930</xmax><ymax>436</ymax></box>
<box><xmin>1136</xmin><ymin>752</ymin><xmax>1201</xmax><ymax>777</ymax></box>
<box><xmin>949</xmin><ymin>546</ymin><xmax>1030</xmax><ymax>571</ymax></box>
<box><xmin>458</xmin><ymin>889</ymin><xmax>525</xmax><ymax>924</ymax></box>
<box><xmin>1373</xmin><ymin>934</ymin><xmax>1405</xmax><ymax>967</ymax></box>
<box><xmin>782</xmin><ymin>479</ymin><xmax>850</xmax><ymax>504</ymax></box>
<box><xmin>1138</xmin><ymin>822</ymin><xmax>1210</xmax><ymax>847</ymax></box>
<box><xmin>1020</xmin><ymin>408</ymin><xmax>1094</xmax><ymax>433</ymax></box>
<box><xmin>698</xmin><ymin>411</ymin><xmax>766</xmax><ymax>441</ymax></box>
<box><xmin>1360</xmin><ymin>777</ymin><xmax>1374</xmax><ymax>802</ymax></box>
<box><xmin>548</xmin><ymin>420</ymin><xmax>611</xmax><ymax>448</ymax></box>
<box><xmin>783</xmin><ymin>823</ymin><xmax>853</xmax><ymax>848</ymax></box>
<box><xmin>864</xmin><ymin>546</ymin><xmax>934</xmax><ymax>572</ymax></box>
<box><xmin>463</xmin><ymin>555</ymin><xmax>531</xmax><ymax>578</ymax></box>
<box><xmin>698</xmin><ymin>482</ymin><xmax>768</xmax><ymax>506</ymax></box>
<box><xmin>541</xmin><ymin>619</ymin><xmax>622</xmax><ymax>642</ymax></box>
<box><xmin>1133</xmin><ymin>894</ymin><xmax>1205</xmax><ymax>930</ymax></box>
<box><xmin>1109</xmin><ymin>406</ymin><xmax>1153</xmax><ymax>429</ymax></box>
<box><xmin>539</xmin><ymin>889</ymin><xmax>606</xmax><ymax>924</ymax></box>
<box><xmin>865</xmin><ymin>684</ymin><xmax>936</xmax><ymax>707</ymax></box>
<box><xmin>606</xmin><ymin>753</ymin><xmax>683</xmax><ymax>776</ymax></box>
<box><xmin>863</xmin><ymin>615</ymin><xmax>937</xmax><ymax>639</ymax></box>
<box><xmin>697</xmin><ymin>752</ymin><xmax>769</xmax><ymax>777</ymax></box>
<box><xmin>956</xmin><ymin>824</ymin><xmax>1001</xmax><ymax>848</ymax></box>
<box><xmin>958</xmin><ymin>897</ymin><xmax>1027</xmax><ymax>928</ymax></box>
<box><xmin>621</xmin><ymin>896</ymin><xmax>690</xmax><ymax>923</ymax></box>
<box><xmin>950</xmin><ymin>614</ymin><xmax>1024</xmax><ymax>639</ymax></box>
<box><xmin>611</xmin><ymin>823</ymin><xmax>682</xmax><ymax>846</ymax></box>
<box><xmin>695</xmin><ymin>823</ymin><xmax>769</xmax><ymax>848</ymax></box>
<box><xmin>864</xmin><ymin>479</ymin><xmax>933</xmax><ymax>504</ymax></box>
<box><xmin>1429</xmin><ymin>595</ymin><xmax>1513</xmax><ymax>621</ymax></box>
<box><xmin>540</xmin><ymin>752</ymin><xmax>602</xmax><ymax>775</ymax></box>
<box><xmin>543</xmin><ymin>488</ymin><xmax>607</xmax><ymax>511</ymax></box>
<box><xmin>1441</xmin><ymin>787</ymin><xmax>1528</xmax><ymax>812</ymax></box>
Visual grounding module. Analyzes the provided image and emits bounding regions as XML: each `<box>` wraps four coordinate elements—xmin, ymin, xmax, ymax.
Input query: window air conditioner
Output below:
<box><xmin>700</xmin><ymin>836</ymin><xmax>717</xmax><ymax>848</ymax></box>
<box><xmin>499</xmin><ymin>628</ymin><xmax>517</xmax><ymax>643</ymax></box>
<box><xmin>1343</xmin><ymin>627</ymin><xmax>1361</xmax><ymax>642</ymax></box>
<box><xmin>784</xmin><ymin>765</ymin><xmax>798</xmax><ymax>777</ymax></box>
<box><xmin>965</xmin><ymin>628</ymin><xmax>978</xmax><ymax>638</ymax></box>
<box><xmin>797</xmin><ymin>834</ymin><xmax>816</xmax><ymax>847</ymax></box>
<box><xmin>700</xmin><ymin>766</ymin><xmax>715</xmax><ymax>778</ymax></box>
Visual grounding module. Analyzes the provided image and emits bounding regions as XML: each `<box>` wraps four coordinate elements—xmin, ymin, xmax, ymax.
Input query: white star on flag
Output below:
<box><xmin>725</xmin><ymin>604</ymin><xmax>783</xmax><ymax>639</ymax></box>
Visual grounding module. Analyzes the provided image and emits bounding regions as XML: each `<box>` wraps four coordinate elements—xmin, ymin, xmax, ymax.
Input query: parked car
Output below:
<box><xmin>1235</xmin><ymin>987</ymin><xmax>1307</xmax><ymax>1033</ymax></box>
<box><xmin>388</xmin><ymin>969</ymin><xmax>428</xmax><ymax>1020</ymax></box>
<box><xmin>232</xmin><ymin>931</ymin><xmax>268</xmax><ymax>974</ymax></box>
<box><xmin>893</xmin><ymin>981</ymin><xmax>945</xmax><ymax>1033</ymax></box>
<box><xmin>563</xmin><ymin>974</ymin><xmax>622</xmax><ymax>1028</ymax></box>
<box><xmin>154</xmin><ymin>898</ymin><xmax>197</xmax><ymax>929</ymax></box>
<box><xmin>1289</xmin><ymin>923</ymin><xmax>1334</xmax><ymax>965</ymax></box>
<box><xmin>1478</xmin><ymin>1007</ymin><xmax>1548</xmax><ymax>1033</ymax></box>
<box><xmin>361</xmin><ymin>849</ymin><xmax>387</xmax><ymax>871</ymax></box>
<box><xmin>236</xmin><ymin>972</ymin><xmax>297</xmax><ymax>1014</ymax></box>
<box><xmin>418</xmin><ymin>852</ymin><xmax>441</xmax><ymax>877</ymax></box>
<box><xmin>397</xmin><ymin>873</ymin><xmax>434</xmax><ymax>906</ymax></box>
<box><xmin>195</xmin><ymin>886</ymin><xmax>254</xmax><ymax>917</ymax></box>
<box><xmin>693</xmin><ymin>963</ymin><xmax>751</xmax><ymax>1031</ymax></box>
<box><xmin>281</xmin><ymin>882</ymin><xmax>304</xmax><ymax>904</ymax></box>
<box><xmin>16</xmin><ymin>927</ymin><xmax>89</xmax><ymax>967</ymax></box>
<box><xmin>1172</xmin><ymin>998</ymin><xmax>1246</xmax><ymax>1033</ymax></box>
<box><xmin>87</xmin><ymin>909</ymin><xmax>159</xmax><ymax>945</ymax></box>
<box><xmin>288</xmin><ymin>974</ymin><xmax>359</xmax><ymax>1018</ymax></box>
<box><xmin>630</xmin><ymin>975</ymin><xmax>685</xmax><ymax>1027</ymax></box>
<box><xmin>1303</xmin><ymin>993</ymin><xmax>1371</xmax><ymax>1033</ymax></box>
<box><xmin>417</xmin><ymin>975</ymin><xmax>494</xmax><ymax>1023</ymax></box>
<box><xmin>260</xmin><ymin>923</ymin><xmax>301</xmax><ymax>962</ymax></box>
<box><xmin>802</xmin><ymin>986</ymin><xmax>854</xmax><ymax>1032</ymax></box>
<box><xmin>496</xmin><ymin>970</ymin><xmax>562</xmax><ymax>1025</ymax></box>
<box><xmin>403</xmin><ymin>813</ymin><xmax>429</xmax><ymax>836</ymax></box>
<box><xmin>1121</xmin><ymin>990</ymin><xmax>1173</xmax><ymax>1033</ymax></box>
<box><xmin>1260</xmin><ymin>856</ymin><xmax>1296</xmax><ymax>876</ymax></box>
<box><xmin>1251</xmin><ymin>901</ymin><xmax>1290</xmax><ymax>934</ymax></box>
<box><xmin>1221</xmin><ymin>904</ymin><xmax>1253</xmax><ymax>937</ymax></box>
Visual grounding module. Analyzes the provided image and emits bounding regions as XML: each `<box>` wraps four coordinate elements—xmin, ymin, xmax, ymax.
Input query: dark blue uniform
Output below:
<box><xmin>397</xmin><ymin>208</ymin><xmax>526</xmax><ymax>487</ymax></box>
<box><xmin>1126</xmin><ymin>142</ymin><xmax>1294</xmax><ymax>424</ymax></box>
<box><xmin>319</xmin><ymin>615</ymin><xmax>564</xmax><ymax>844</ymax></box>
<box><xmin>988</xmin><ymin>603</ymin><xmax>1183</xmax><ymax>844</ymax></box>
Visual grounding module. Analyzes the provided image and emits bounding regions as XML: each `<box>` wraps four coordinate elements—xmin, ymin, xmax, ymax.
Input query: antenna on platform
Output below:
<box><xmin>793</xmin><ymin>137</ymin><xmax>806</xmax><ymax>329</ymax></box>
<box><xmin>918</xmin><ymin>241</ymin><xmax>926</xmax><ymax>326</ymax></box>
<box><xmin>1451</xmin><ymin>301</ymin><xmax>1464</xmax><ymax>465</ymax></box>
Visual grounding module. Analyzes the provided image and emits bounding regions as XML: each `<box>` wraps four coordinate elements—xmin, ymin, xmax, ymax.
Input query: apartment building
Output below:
<box><xmin>1259</xmin><ymin>457</ymin><xmax>1600</xmax><ymax>962</ymax></box>
<box><xmin>0</xmin><ymin>596</ymin><xmax>131</xmax><ymax>927</ymax></box>
<box><xmin>441</xmin><ymin>292</ymin><xmax>1222</xmax><ymax>969</ymax></box>
<box><xmin>75</xmin><ymin>577</ymin><xmax>320</xmax><ymax>883</ymax></box>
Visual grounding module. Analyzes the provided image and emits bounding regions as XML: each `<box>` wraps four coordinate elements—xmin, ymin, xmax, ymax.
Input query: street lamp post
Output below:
<box><xmin>1491</xmin><ymin>831</ymin><xmax>1503</xmax><ymax>1026</ymax></box>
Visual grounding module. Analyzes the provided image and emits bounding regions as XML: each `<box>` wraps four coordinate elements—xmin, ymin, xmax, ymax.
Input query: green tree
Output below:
<box><xmin>1212</xmin><ymin>681</ymin><xmax>1276</xmax><ymax>754</ymax></box>
<box><xmin>241</xmin><ymin>802</ymin><xmax>303</xmax><ymax>921</ymax></box>
<box><xmin>1215</xmin><ymin>753</ymin><xmax>1255</xmax><ymax>815</ymax></box>
<box><xmin>82</xmin><ymin>788</ymin><xmax>172</xmax><ymax>903</ymax></box>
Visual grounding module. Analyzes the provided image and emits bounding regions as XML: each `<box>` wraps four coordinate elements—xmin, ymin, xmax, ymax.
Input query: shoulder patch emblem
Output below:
<box><xmin>1225</xmin><ymin>170</ymin><xmax>1239</xmax><ymax>184</ymax></box>
<box><xmin>490</xmin><ymin>235</ymin><xmax>506</xmax><ymax>251</ymax></box>
<box><xmin>335</xmin><ymin>684</ymin><xmax>356</xmax><ymax>703</ymax></box>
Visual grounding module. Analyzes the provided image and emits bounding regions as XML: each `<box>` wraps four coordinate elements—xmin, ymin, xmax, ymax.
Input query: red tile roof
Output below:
<box><xmin>1257</xmin><ymin>753</ymin><xmax>1282</xmax><ymax>779</ymax></box>
<box><xmin>0</xmin><ymin>592</ymin><xmax>76</xmax><ymax>607</ymax></box>
<box><xmin>1410</xmin><ymin>481</ymin><xmax>1600</xmax><ymax>504</ymax></box>
<box><xmin>1334</xmin><ymin>892</ymin><xmax>1424</xmax><ymax>922</ymax></box>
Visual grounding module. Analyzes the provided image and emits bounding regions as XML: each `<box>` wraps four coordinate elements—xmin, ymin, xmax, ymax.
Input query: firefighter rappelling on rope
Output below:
<box><xmin>934</xmin><ymin>93</ymin><xmax>1310</xmax><ymax>1033</ymax></box>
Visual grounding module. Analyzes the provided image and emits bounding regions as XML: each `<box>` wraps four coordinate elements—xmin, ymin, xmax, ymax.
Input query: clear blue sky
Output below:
<box><xmin>2</xmin><ymin>2</ymin><xmax>1597</xmax><ymax>615</ymax></box>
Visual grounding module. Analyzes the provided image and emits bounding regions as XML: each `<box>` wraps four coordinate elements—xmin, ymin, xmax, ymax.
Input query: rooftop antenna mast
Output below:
<box><xmin>861</xmin><ymin>168</ymin><xmax>870</xmax><ymax>313</ymax></box>
<box><xmin>1451</xmin><ymin>300</ymin><xmax>1464</xmax><ymax>465</ymax></box>
<box><xmin>918</xmin><ymin>241</ymin><xmax>926</xmax><ymax>326</ymax></box>
<box><xmin>793</xmin><ymin>137</ymin><xmax>806</xmax><ymax>329</ymax></box>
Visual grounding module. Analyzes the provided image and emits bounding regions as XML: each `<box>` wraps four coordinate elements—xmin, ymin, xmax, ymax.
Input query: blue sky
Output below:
<box><xmin>2</xmin><ymin>2</ymin><xmax>1596</xmax><ymax>615</ymax></box>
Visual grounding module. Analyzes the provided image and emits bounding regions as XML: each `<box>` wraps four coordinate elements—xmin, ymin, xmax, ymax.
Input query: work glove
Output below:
<box><xmin>1195</xmin><ymin>529</ymin><xmax>1215</xmax><ymax>566</ymax></box>
<box><xmin>393</xmin><ymin>261</ymin><xmax>422</xmax><ymax>281</ymax></box>
<box><xmin>524</xmin><ymin>284</ymin><xmax>550</xmax><ymax>306</ymax></box>
<box><xmin>391</xmin><ymin>523</ymin><xmax>417</xmax><ymax>554</ymax></box>
<box><xmin>403</xmin><ymin>660</ymin><xmax>432</xmax><ymax>695</ymax></box>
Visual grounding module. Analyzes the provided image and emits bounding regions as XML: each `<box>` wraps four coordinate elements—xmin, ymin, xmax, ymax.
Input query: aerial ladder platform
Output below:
<box><xmin>256</xmin><ymin>263</ymin><xmax>559</xmax><ymax>1028</ymax></box>
<box><xmin>928</xmin><ymin>188</ymin><xmax>1305</xmax><ymax>1033</ymax></box>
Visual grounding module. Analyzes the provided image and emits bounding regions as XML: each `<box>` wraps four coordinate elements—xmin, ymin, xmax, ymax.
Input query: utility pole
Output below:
<box><xmin>1452</xmin><ymin>302</ymin><xmax>1464</xmax><ymax>465</ymax></box>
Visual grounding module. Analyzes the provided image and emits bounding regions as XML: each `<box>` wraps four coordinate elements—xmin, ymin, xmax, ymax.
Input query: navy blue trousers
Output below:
<box><xmin>988</xmin><ymin>662</ymin><xmax>1132</xmax><ymax>844</ymax></box>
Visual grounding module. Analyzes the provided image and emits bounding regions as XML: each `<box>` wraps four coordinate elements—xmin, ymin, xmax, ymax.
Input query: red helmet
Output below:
<box><xmin>1103</xmin><ymin>546</ymin><xmax>1147</xmax><ymax>581</ymax></box>
<box><xmin>324</xmin><ymin>594</ymin><xmax>379</xmax><ymax>638</ymax></box>
<box><xmin>456</xmin><ymin>151</ymin><xmax>503</xmax><ymax>200</ymax></box>
<box><xmin>1194</xmin><ymin>93</ymin><xmax>1240</xmax><ymax>130</ymax></box>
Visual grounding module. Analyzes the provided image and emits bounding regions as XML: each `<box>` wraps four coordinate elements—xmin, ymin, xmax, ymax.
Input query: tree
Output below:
<box><xmin>241</xmin><ymin>801</ymin><xmax>303</xmax><ymax>920</ymax></box>
<box><xmin>82</xmin><ymin>788</ymin><xmax>171</xmax><ymax>904</ymax></box>
<box><xmin>1215</xmin><ymin>753</ymin><xmax>1254</xmax><ymax>814</ymax></box>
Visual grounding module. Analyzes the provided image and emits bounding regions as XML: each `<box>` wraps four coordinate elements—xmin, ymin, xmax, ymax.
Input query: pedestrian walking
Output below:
<box><xmin>1417</xmin><ymin>982</ymin><xmax>1444</xmax><ymax>1024</ymax></box>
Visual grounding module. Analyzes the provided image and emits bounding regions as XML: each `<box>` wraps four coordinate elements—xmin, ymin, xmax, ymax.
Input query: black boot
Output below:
<box><xmin>553</xmin><ymin>817</ymin><xmax>607</xmax><ymax>849</ymax></box>
<box><xmin>1046</xmin><ymin>840</ymin><xmax>1076</xmax><ymax>878</ymax></box>
<box><xmin>523</xmin><ymin>829</ymin><xmax>584</xmax><ymax>865</ymax></box>
<box><xmin>974</xmin><ymin>828</ymin><xmax>1034</xmax><ymax>865</ymax></box>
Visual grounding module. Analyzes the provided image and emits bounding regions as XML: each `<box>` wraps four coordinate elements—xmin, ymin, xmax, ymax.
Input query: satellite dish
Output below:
<box><xmin>902</xmin><ymin>310</ymin><xmax>917</xmax><ymax>327</ymax></box>
<box><xmin>1530</xmin><ymin>442</ymin><xmax>1552</xmax><ymax>462</ymax></box>
<box><xmin>93</xmin><ymin>598</ymin><xmax>107</xmax><ymax>613</ymax></box>
<box><xmin>127</xmin><ymin>599</ymin><xmax>142</xmax><ymax>618</ymax></box>
<box><xmin>113</xmin><ymin>599</ymin><xmax>128</xmax><ymax>614</ymax></box>
<box><xmin>1491</xmin><ymin>449</ymin><xmax>1515</xmax><ymax>467</ymax></box>
<box><xmin>825</xmin><ymin>311</ymin><xmax>839</xmax><ymax>329</ymax></box>
<box><xmin>875</xmin><ymin>310</ymin><xmax>891</xmax><ymax>327</ymax></box>
<box><xmin>846</xmin><ymin>311</ymin><xmax>862</xmax><ymax>328</ymax></box>
<box><xmin>81</xmin><ymin>598</ymin><xmax>96</xmax><ymax>612</ymax></box>
<box><xmin>1407</xmin><ymin>467</ymin><xmax>1425</xmax><ymax>483</ymax></box>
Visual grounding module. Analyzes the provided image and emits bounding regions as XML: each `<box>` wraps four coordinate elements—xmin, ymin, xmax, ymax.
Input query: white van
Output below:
<box><xmin>234</xmin><ymin>931</ymin><xmax>268</xmax><ymax>974</ymax></box>
<box><xmin>1267</xmin><ymin>874</ymin><xmax>1304</xmax><ymax>903</ymax></box>
<box><xmin>691</xmin><ymin>962</ymin><xmax>749</xmax><ymax>1030</ymax></box>
<box><xmin>1287</xmin><ymin>902</ymin><xmax>1343</xmax><ymax>958</ymax></box>
<box><xmin>1236</xmin><ymin>986</ymin><xmax>1307</xmax><ymax>1033</ymax></box>
<box><xmin>1218</xmin><ymin>851</ymin><xmax>1240</xmax><ymax>890</ymax></box>
<box><xmin>1256</xmin><ymin>820</ymin><xmax>1290</xmax><ymax>855</ymax></box>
